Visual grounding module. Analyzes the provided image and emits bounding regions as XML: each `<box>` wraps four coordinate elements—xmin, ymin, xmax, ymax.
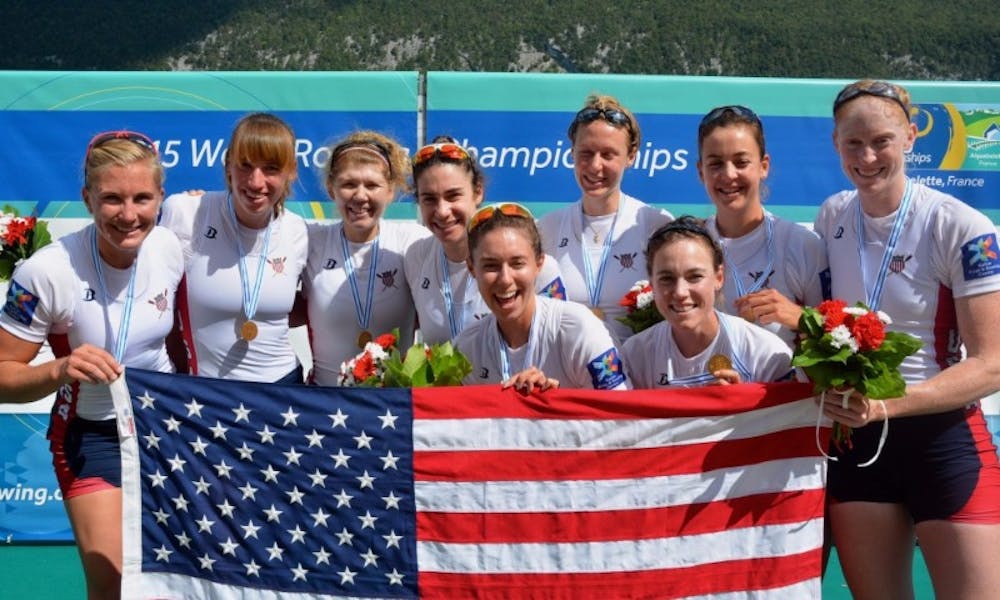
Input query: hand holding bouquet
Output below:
<box><xmin>792</xmin><ymin>299</ymin><xmax>921</xmax><ymax>463</ymax></box>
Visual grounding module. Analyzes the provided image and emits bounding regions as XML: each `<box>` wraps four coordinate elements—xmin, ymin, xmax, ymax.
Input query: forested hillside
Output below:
<box><xmin>3</xmin><ymin>0</ymin><xmax>998</xmax><ymax>80</ymax></box>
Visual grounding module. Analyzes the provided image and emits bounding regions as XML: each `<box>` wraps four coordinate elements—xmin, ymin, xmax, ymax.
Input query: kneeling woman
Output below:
<box><xmin>455</xmin><ymin>203</ymin><xmax>627</xmax><ymax>392</ymax></box>
<box><xmin>621</xmin><ymin>216</ymin><xmax>793</xmax><ymax>388</ymax></box>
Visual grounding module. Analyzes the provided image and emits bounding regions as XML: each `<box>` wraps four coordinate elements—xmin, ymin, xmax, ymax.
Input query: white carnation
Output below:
<box><xmin>829</xmin><ymin>325</ymin><xmax>859</xmax><ymax>353</ymax></box>
<box><xmin>366</xmin><ymin>343</ymin><xmax>389</xmax><ymax>361</ymax></box>
<box><xmin>843</xmin><ymin>306</ymin><xmax>868</xmax><ymax>317</ymax></box>
<box><xmin>636</xmin><ymin>290</ymin><xmax>654</xmax><ymax>309</ymax></box>
<box><xmin>631</xmin><ymin>279</ymin><xmax>649</xmax><ymax>293</ymax></box>
<box><xmin>876</xmin><ymin>310</ymin><xmax>892</xmax><ymax>325</ymax></box>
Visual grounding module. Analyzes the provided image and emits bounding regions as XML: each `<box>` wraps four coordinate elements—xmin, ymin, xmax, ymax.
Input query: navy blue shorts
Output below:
<box><xmin>828</xmin><ymin>404</ymin><xmax>1000</xmax><ymax>523</ymax></box>
<box><xmin>48</xmin><ymin>388</ymin><xmax>121</xmax><ymax>498</ymax></box>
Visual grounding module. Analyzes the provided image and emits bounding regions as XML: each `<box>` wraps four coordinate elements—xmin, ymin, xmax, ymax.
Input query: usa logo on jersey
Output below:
<box><xmin>961</xmin><ymin>233</ymin><xmax>1000</xmax><ymax>280</ymax></box>
<box><xmin>3</xmin><ymin>279</ymin><xmax>39</xmax><ymax>325</ymax></box>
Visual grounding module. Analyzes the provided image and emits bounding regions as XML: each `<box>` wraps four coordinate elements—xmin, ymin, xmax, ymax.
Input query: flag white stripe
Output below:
<box><xmin>413</xmin><ymin>399</ymin><xmax>821</xmax><ymax>451</ymax></box>
<box><xmin>415</xmin><ymin>456</ymin><xmax>824</xmax><ymax>513</ymax></box>
<box><xmin>417</xmin><ymin>519</ymin><xmax>823</xmax><ymax>573</ymax></box>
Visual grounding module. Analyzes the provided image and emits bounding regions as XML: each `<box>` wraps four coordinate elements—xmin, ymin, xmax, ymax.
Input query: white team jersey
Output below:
<box><xmin>707</xmin><ymin>212</ymin><xmax>829</xmax><ymax>347</ymax></box>
<box><xmin>620</xmin><ymin>312</ymin><xmax>793</xmax><ymax>389</ymax></box>
<box><xmin>404</xmin><ymin>235</ymin><xmax>566</xmax><ymax>345</ymax></box>
<box><xmin>815</xmin><ymin>181</ymin><xmax>1000</xmax><ymax>384</ymax></box>
<box><xmin>160</xmin><ymin>191</ymin><xmax>308</xmax><ymax>382</ymax></box>
<box><xmin>303</xmin><ymin>220</ymin><xmax>429</xmax><ymax>385</ymax></box>
<box><xmin>0</xmin><ymin>225</ymin><xmax>184</xmax><ymax>420</ymax></box>
<box><xmin>455</xmin><ymin>296</ymin><xmax>628</xmax><ymax>390</ymax></box>
<box><xmin>537</xmin><ymin>193</ymin><xmax>673</xmax><ymax>345</ymax></box>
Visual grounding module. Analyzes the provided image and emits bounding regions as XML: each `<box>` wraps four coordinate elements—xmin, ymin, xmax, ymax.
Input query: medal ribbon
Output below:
<box><xmin>340</xmin><ymin>227</ymin><xmax>380</xmax><ymax>332</ymax></box>
<box><xmin>580</xmin><ymin>203</ymin><xmax>621</xmax><ymax>310</ymax></box>
<box><xmin>496</xmin><ymin>309</ymin><xmax>540</xmax><ymax>381</ymax></box>
<box><xmin>440</xmin><ymin>248</ymin><xmax>477</xmax><ymax>338</ymax></box>
<box><xmin>226</xmin><ymin>194</ymin><xmax>272</xmax><ymax>325</ymax></box>
<box><xmin>90</xmin><ymin>227</ymin><xmax>137</xmax><ymax>363</ymax></box>
<box><xmin>720</xmin><ymin>213</ymin><xmax>774</xmax><ymax>297</ymax></box>
<box><xmin>856</xmin><ymin>178</ymin><xmax>913</xmax><ymax>311</ymax></box>
<box><xmin>666</xmin><ymin>311</ymin><xmax>750</xmax><ymax>386</ymax></box>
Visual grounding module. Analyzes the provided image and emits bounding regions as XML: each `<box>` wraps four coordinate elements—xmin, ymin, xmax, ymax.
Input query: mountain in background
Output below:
<box><xmin>3</xmin><ymin>1</ymin><xmax>998</xmax><ymax>80</ymax></box>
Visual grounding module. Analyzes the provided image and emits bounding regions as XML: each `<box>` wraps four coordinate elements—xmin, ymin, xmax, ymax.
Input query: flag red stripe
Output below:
<box><xmin>412</xmin><ymin>383</ymin><xmax>816</xmax><ymax>420</ymax></box>
<box><xmin>416</xmin><ymin>488</ymin><xmax>825</xmax><ymax>543</ymax></box>
<box><xmin>414</xmin><ymin>427</ymin><xmax>819</xmax><ymax>482</ymax></box>
<box><xmin>418</xmin><ymin>551</ymin><xmax>821</xmax><ymax>600</ymax></box>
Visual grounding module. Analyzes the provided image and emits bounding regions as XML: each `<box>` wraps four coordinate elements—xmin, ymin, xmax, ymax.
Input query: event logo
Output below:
<box><xmin>587</xmin><ymin>348</ymin><xmax>626</xmax><ymax>390</ymax></box>
<box><xmin>962</xmin><ymin>233</ymin><xmax>1000</xmax><ymax>280</ymax></box>
<box><xmin>3</xmin><ymin>280</ymin><xmax>38</xmax><ymax>325</ymax></box>
<box><xmin>541</xmin><ymin>277</ymin><xmax>566</xmax><ymax>300</ymax></box>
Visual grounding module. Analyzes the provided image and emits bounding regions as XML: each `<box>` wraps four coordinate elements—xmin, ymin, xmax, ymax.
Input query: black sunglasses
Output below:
<box><xmin>699</xmin><ymin>105</ymin><xmax>761</xmax><ymax>128</ymax></box>
<box><xmin>568</xmin><ymin>107</ymin><xmax>632</xmax><ymax>138</ymax></box>
<box><xmin>833</xmin><ymin>81</ymin><xmax>909</xmax><ymax>120</ymax></box>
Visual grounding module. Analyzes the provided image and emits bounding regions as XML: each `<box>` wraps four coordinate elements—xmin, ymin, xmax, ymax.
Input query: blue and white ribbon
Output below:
<box><xmin>90</xmin><ymin>227</ymin><xmax>137</xmax><ymax>363</ymax></box>
<box><xmin>856</xmin><ymin>178</ymin><xmax>913</xmax><ymax>311</ymax></box>
<box><xmin>226</xmin><ymin>194</ymin><xmax>272</xmax><ymax>324</ymax></box>
<box><xmin>340</xmin><ymin>227</ymin><xmax>380</xmax><ymax>333</ymax></box>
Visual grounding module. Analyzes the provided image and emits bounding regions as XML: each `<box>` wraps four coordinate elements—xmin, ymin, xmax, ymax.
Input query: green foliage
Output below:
<box><xmin>1</xmin><ymin>1</ymin><xmax>998</xmax><ymax>79</ymax></box>
<box><xmin>381</xmin><ymin>340</ymin><xmax>472</xmax><ymax>388</ymax></box>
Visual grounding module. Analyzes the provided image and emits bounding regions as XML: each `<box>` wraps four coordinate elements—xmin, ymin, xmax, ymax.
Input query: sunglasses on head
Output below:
<box><xmin>467</xmin><ymin>202</ymin><xmax>534</xmax><ymax>233</ymax></box>
<box><xmin>412</xmin><ymin>142</ymin><xmax>471</xmax><ymax>167</ymax></box>
<box><xmin>569</xmin><ymin>107</ymin><xmax>632</xmax><ymax>135</ymax></box>
<box><xmin>699</xmin><ymin>105</ymin><xmax>761</xmax><ymax>128</ymax></box>
<box><xmin>86</xmin><ymin>130</ymin><xmax>158</xmax><ymax>158</ymax></box>
<box><xmin>833</xmin><ymin>81</ymin><xmax>909</xmax><ymax>119</ymax></box>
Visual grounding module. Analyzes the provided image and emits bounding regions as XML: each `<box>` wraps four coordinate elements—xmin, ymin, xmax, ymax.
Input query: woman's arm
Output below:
<box><xmin>0</xmin><ymin>328</ymin><xmax>121</xmax><ymax>403</ymax></box>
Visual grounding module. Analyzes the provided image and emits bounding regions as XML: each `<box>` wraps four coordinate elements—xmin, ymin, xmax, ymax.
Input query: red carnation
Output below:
<box><xmin>352</xmin><ymin>352</ymin><xmax>377</xmax><ymax>381</ymax></box>
<box><xmin>850</xmin><ymin>311</ymin><xmax>886</xmax><ymax>351</ymax></box>
<box><xmin>817</xmin><ymin>299</ymin><xmax>848</xmax><ymax>331</ymax></box>
<box><xmin>375</xmin><ymin>333</ymin><xmax>397</xmax><ymax>350</ymax></box>
<box><xmin>620</xmin><ymin>289</ymin><xmax>639</xmax><ymax>310</ymax></box>
<box><xmin>3</xmin><ymin>218</ymin><xmax>31</xmax><ymax>246</ymax></box>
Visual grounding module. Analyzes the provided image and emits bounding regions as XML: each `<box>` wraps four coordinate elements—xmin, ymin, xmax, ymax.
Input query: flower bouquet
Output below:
<box><xmin>0</xmin><ymin>205</ymin><xmax>51</xmax><ymax>281</ymax></box>
<box><xmin>338</xmin><ymin>329</ymin><xmax>472</xmax><ymax>388</ymax></box>
<box><xmin>792</xmin><ymin>299</ymin><xmax>922</xmax><ymax>462</ymax></box>
<box><xmin>616</xmin><ymin>279</ymin><xmax>663</xmax><ymax>334</ymax></box>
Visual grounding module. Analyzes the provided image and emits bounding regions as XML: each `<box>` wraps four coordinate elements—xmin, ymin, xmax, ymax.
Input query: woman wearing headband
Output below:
<box><xmin>816</xmin><ymin>79</ymin><xmax>1000</xmax><ymax>598</ymax></box>
<box><xmin>697</xmin><ymin>105</ymin><xmax>829</xmax><ymax>348</ymax></box>
<box><xmin>455</xmin><ymin>203</ymin><xmax>626</xmax><ymax>392</ymax></box>
<box><xmin>405</xmin><ymin>136</ymin><xmax>564</xmax><ymax>344</ymax></box>
<box><xmin>620</xmin><ymin>217</ymin><xmax>793</xmax><ymax>389</ymax></box>
<box><xmin>537</xmin><ymin>94</ymin><xmax>673</xmax><ymax>345</ymax></box>
<box><xmin>301</xmin><ymin>131</ymin><xmax>428</xmax><ymax>384</ymax></box>
<box><xmin>160</xmin><ymin>113</ymin><xmax>308</xmax><ymax>383</ymax></box>
<box><xmin>0</xmin><ymin>131</ymin><xmax>183</xmax><ymax>598</ymax></box>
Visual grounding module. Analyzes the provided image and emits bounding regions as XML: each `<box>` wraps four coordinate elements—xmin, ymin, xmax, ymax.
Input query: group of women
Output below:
<box><xmin>1</xmin><ymin>79</ymin><xmax>998</xmax><ymax>598</ymax></box>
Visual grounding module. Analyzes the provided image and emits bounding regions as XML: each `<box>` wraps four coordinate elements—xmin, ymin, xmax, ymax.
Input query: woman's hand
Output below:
<box><xmin>502</xmin><ymin>366</ymin><xmax>560</xmax><ymax>394</ymax></box>
<box><xmin>710</xmin><ymin>368</ymin><xmax>741</xmax><ymax>385</ymax></box>
<box><xmin>735</xmin><ymin>289</ymin><xmax>803</xmax><ymax>331</ymax></box>
<box><xmin>58</xmin><ymin>343</ymin><xmax>123</xmax><ymax>385</ymax></box>
<box><xmin>818</xmin><ymin>387</ymin><xmax>887</xmax><ymax>427</ymax></box>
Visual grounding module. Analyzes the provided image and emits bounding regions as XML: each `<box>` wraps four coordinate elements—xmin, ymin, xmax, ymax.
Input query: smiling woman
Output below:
<box><xmin>299</xmin><ymin>130</ymin><xmax>429</xmax><ymax>385</ymax></box>
<box><xmin>159</xmin><ymin>113</ymin><xmax>309</xmax><ymax>383</ymax></box>
<box><xmin>0</xmin><ymin>130</ymin><xmax>184</xmax><ymax>599</ymax></box>
<box><xmin>455</xmin><ymin>203</ymin><xmax>627</xmax><ymax>393</ymax></box>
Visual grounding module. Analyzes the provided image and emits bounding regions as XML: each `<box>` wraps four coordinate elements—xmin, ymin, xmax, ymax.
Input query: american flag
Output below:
<box><xmin>112</xmin><ymin>369</ymin><xmax>826</xmax><ymax>599</ymax></box>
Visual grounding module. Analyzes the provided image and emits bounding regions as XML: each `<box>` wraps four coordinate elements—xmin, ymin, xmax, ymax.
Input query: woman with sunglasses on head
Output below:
<box><xmin>301</xmin><ymin>131</ymin><xmax>428</xmax><ymax>384</ymax></box>
<box><xmin>815</xmin><ymin>79</ymin><xmax>1000</xmax><ymax>599</ymax></box>
<box><xmin>697</xmin><ymin>105</ymin><xmax>829</xmax><ymax>348</ymax></box>
<box><xmin>160</xmin><ymin>113</ymin><xmax>308</xmax><ymax>383</ymax></box>
<box><xmin>0</xmin><ymin>131</ymin><xmax>183</xmax><ymax>598</ymax></box>
<box><xmin>538</xmin><ymin>94</ymin><xmax>674</xmax><ymax>345</ymax></box>
<box><xmin>455</xmin><ymin>203</ymin><xmax>627</xmax><ymax>392</ymax></box>
<box><xmin>620</xmin><ymin>217</ymin><xmax>793</xmax><ymax>389</ymax></box>
<box><xmin>405</xmin><ymin>136</ymin><xmax>565</xmax><ymax>344</ymax></box>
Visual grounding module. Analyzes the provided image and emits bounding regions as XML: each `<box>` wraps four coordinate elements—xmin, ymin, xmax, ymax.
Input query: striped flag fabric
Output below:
<box><xmin>112</xmin><ymin>368</ymin><xmax>825</xmax><ymax>599</ymax></box>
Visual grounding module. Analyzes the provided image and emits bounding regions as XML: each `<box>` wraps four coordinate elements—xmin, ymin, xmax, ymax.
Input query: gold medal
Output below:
<box><xmin>240</xmin><ymin>320</ymin><xmax>258</xmax><ymax>342</ymax></box>
<box><xmin>357</xmin><ymin>330</ymin><xmax>373</xmax><ymax>348</ymax></box>
<box><xmin>707</xmin><ymin>354</ymin><xmax>733</xmax><ymax>373</ymax></box>
<box><xmin>591</xmin><ymin>307</ymin><xmax>606</xmax><ymax>320</ymax></box>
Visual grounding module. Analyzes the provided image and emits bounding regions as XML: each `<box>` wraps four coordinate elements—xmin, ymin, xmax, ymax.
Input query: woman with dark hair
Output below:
<box><xmin>455</xmin><ymin>203</ymin><xmax>626</xmax><ymax>392</ymax></box>
<box><xmin>160</xmin><ymin>113</ymin><xmax>308</xmax><ymax>382</ymax></box>
<box><xmin>405</xmin><ymin>136</ymin><xmax>564</xmax><ymax>344</ymax></box>
<box><xmin>0</xmin><ymin>130</ymin><xmax>183</xmax><ymax>598</ymax></box>
<box><xmin>620</xmin><ymin>216</ymin><xmax>792</xmax><ymax>389</ymax></box>
<box><xmin>696</xmin><ymin>105</ymin><xmax>828</xmax><ymax>347</ymax></box>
